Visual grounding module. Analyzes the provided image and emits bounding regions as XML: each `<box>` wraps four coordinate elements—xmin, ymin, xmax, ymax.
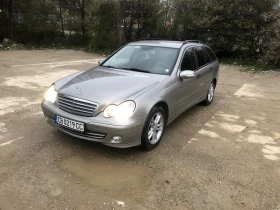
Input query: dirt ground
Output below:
<box><xmin>0</xmin><ymin>50</ymin><xmax>280</xmax><ymax>210</ymax></box>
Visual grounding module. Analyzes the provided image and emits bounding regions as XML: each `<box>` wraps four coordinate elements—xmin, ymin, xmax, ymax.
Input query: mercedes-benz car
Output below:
<box><xmin>41</xmin><ymin>40</ymin><xmax>219</xmax><ymax>150</ymax></box>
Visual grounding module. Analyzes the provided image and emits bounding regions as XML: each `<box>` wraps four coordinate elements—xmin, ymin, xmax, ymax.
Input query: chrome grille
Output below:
<box><xmin>57</xmin><ymin>95</ymin><xmax>98</xmax><ymax>117</ymax></box>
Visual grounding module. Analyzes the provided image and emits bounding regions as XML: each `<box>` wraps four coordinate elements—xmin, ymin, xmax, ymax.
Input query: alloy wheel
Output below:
<box><xmin>148</xmin><ymin>112</ymin><xmax>164</xmax><ymax>145</ymax></box>
<box><xmin>208</xmin><ymin>83</ymin><xmax>215</xmax><ymax>102</ymax></box>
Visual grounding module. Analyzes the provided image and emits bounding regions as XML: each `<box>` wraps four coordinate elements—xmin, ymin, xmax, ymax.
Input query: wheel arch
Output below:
<box><xmin>213</xmin><ymin>78</ymin><xmax>217</xmax><ymax>88</ymax></box>
<box><xmin>153</xmin><ymin>101</ymin><xmax>169</xmax><ymax>123</ymax></box>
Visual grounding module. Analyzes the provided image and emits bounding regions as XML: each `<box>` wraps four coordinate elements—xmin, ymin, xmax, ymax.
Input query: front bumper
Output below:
<box><xmin>41</xmin><ymin>100</ymin><xmax>143</xmax><ymax>148</ymax></box>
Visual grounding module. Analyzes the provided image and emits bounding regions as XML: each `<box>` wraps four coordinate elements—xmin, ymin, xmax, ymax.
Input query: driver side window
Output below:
<box><xmin>181</xmin><ymin>48</ymin><xmax>197</xmax><ymax>71</ymax></box>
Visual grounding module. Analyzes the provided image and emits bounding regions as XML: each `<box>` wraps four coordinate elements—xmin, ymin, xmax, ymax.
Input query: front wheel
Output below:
<box><xmin>141</xmin><ymin>107</ymin><xmax>166</xmax><ymax>150</ymax></box>
<box><xmin>203</xmin><ymin>81</ymin><xmax>215</xmax><ymax>106</ymax></box>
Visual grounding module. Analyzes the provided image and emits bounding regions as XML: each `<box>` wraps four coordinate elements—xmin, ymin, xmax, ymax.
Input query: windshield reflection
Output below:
<box><xmin>102</xmin><ymin>45</ymin><xmax>179</xmax><ymax>75</ymax></box>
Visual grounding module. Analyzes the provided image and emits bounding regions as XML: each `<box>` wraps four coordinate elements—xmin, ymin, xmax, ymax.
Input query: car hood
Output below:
<box><xmin>55</xmin><ymin>67</ymin><xmax>167</xmax><ymax>112</ymax></box>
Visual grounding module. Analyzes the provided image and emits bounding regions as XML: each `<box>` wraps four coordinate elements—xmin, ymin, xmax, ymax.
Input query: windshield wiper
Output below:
<box><xmin>102</xmin><ymin>66</ymin><xmax>150</xmax><ymax>73</ymax></box>
<box><xmin>102</xmin><ymin>65</ymin><xmax>117</xmax><ymax>69</ymax></box>
<box><xmin>120</xmin><ymin>67</ymin><xmax>150</xmax><ymax>73</ymax></box>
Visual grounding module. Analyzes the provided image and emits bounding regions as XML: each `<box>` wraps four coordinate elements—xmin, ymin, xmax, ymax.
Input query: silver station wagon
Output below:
<box><xmin>41</xmin><ymin>40</ymin><xmax>219</xmax><ymax>150</ymax></box>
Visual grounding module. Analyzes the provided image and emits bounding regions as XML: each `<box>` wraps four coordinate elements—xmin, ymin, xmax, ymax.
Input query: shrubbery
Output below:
<box><xmin>263</xmin><ymin>19</ymin><xmax>280</xmax><ymax>67</ymax></box>
<box><xmin>0</xmin><ymin>0</ymin><xmax>279</xmax><ymax>68</ymax></box>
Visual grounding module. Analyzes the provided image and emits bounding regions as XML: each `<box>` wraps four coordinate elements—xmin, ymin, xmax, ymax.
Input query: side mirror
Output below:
<box><xmin>180</xmin><ymin>70</ymin><xmax>195</xmax><ymax>80</ymax></box>
<box><xmin>98</xmin><ymin>60</ymin><xmax>104</xmax><ymax>65</ymax></box>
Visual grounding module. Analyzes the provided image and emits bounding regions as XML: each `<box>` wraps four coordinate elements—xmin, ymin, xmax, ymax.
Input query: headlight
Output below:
<box><xmin>45</xmin><ymin>85</ymin><xmax>57</xmax><ymax>103</ymax></box>
<box><xmin>104</xmin><ymin>101</ymin><xmax>136</xmax><ymax>119</ymax></box>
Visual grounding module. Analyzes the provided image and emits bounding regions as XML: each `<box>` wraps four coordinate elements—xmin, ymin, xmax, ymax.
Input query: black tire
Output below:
<box><xmin>141</xmin><ymin>106</ymin><xmax>166</xmax><ymax>150</ymax></box>
<box><xmin>202</xmin><ymin>81</ymin><xmax>216</xmax><ymax>106</ymax></box>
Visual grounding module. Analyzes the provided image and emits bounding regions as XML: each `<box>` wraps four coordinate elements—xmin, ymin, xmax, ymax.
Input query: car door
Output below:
<box><xmin>193</xmin><ymin>46</ymin><xmax>213</xmax><ymax>99</ymax></box>
<box><xmin>174</xmin><ymin>47</ymin><xmax>200</xmax><ymax>116</ymax></box>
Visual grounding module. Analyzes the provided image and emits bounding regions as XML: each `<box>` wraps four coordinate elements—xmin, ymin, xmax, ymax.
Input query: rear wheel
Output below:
<box><xmin>203</xmin><ymin>81</ymin><xmax>215</xmax><ymax>106</ymax></box>
<box><xmin>141</xmin><ymin>107</ymin><xmax>166</xmax><ymax>150</ymax></box>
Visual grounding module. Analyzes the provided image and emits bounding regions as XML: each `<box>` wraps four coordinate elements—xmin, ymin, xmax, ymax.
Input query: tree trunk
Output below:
<box><xmin>7</xmin><ymin>0</ymin><xmax>14</xmax><ymax>40</ymax></box>
<box><xmin>58</xmin><ymin>0</ymin><xmax>65</xmax><ymax>37</ymax></box>
<box><xmin>77</xmin><ymin>0</ymin><xmax>86</xmax><ymax>39</ymax></box>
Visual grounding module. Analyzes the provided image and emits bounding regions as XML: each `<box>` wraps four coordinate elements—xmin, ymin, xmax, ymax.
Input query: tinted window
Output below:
<box><xmin>181</xmin><ymin>48</ymin><xmax>197</xmax><ymax>71</ymax></box>
<box><xmin>205</xmin><ymin>47</ymin><xmax>217</xmax><ymax>62</ymax></box>
<box><xmin>195</xmin><ymin>47</ymin><xmax>207</xmax><ymax>67</ymax></box>
<box><xmin>203</xmin><ymin>47</ymin><xmax>211</xmax><ymax>63</ymax></box>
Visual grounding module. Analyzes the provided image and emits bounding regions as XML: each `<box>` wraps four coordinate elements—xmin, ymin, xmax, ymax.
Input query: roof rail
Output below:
<box><xmin>136</xmin><ymin>38</ymin><xmax>165</xmax><ymax>41</ymax></box>
<box><xmin>183</xmin><ymin>40</ymin><xmax>203</xmax><ymax>45</ymax></box>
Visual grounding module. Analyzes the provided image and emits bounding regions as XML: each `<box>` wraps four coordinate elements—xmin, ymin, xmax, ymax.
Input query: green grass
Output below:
<box><xmin>219</xmin><ymin>58</ymin><xmax>279</xmax><ymax>72</ymax></box>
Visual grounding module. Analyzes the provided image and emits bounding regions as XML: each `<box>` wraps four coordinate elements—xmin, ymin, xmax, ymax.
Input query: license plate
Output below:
<box><xmin>56</xmin><ymin>115</ymin><xmax>84</xmax><ymax>132</ymax></box>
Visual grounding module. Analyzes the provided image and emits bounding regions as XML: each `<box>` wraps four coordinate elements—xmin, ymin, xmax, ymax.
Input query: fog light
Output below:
<box><xmin>111</xmin><ymin>136</ymin><xmax>122</xmax><ymax>143</ymax></box>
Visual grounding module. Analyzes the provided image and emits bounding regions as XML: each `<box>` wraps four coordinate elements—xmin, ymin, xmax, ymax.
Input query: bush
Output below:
<box><xmin>1</xmin><ymin>0</ymin><xmax>280</xmax><ymax>68</ymax></box>
<box><xmin>263</xmin><ymin>20</ymin><xmax>280</xmax><ymax>67</ymax></box>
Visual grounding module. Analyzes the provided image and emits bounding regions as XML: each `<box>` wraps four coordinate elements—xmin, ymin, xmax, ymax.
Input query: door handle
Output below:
<box><xmin>196</xmin><ymin>74</ymin><xmax>201</xmax><ymax>79</ymax></box>
<box><xmin>209</xmin><ymin>67</ymin><xmax>213</xmax><ymax>72</ymax></box>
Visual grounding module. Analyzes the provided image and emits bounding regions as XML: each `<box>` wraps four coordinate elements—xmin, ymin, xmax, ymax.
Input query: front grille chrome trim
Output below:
<box><xmin>58</xmin><ymin>100</ymin><xmax>94</xmax><ymax>112</ymax></box>
<box><xmin>57</xmin><ymin>95</ymin><xmax>98</xmax><ymax>117</ymax></box>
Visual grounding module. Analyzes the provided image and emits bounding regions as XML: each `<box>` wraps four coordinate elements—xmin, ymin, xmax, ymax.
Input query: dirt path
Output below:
<box><xmin>0</xmin><ymin>50</ymin><xmax>280</xmax><ymax>210</ymax></box>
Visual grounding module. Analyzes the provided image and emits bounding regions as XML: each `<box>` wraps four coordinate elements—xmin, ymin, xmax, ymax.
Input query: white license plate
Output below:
<box><xmin>56</xmin><ymin>115</ymin><xmax>84</xmax><ymax>132</ymax></box>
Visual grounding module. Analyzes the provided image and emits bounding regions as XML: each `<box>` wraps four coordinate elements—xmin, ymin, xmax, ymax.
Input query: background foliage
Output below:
<box><xmin>0</xmin><ymin>0</ymin><xmax>279</xmax><ymax>67</ymax></box>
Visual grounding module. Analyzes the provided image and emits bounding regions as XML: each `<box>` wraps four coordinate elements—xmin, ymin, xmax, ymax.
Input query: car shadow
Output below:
<box><xmin>51</xmin><ymin>100</ymin><xmax>217</xmax><ymax>160</ymax></box>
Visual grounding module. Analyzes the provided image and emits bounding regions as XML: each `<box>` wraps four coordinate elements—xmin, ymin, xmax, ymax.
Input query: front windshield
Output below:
<box><xmin>101</xmin><ymin>45</ymin><xmax>179</xmax><ymax>75</ymax></box>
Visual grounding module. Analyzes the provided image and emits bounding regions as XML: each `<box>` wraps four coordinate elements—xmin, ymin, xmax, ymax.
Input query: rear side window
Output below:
<box><xmin>181</xmin><ymin>48</ymin><xmax>197</xmax><ymax>71</ymax></box>
<box><xmin>203</xmin><ymin>47</ymin><xmax>211</xmax><ymax>63</ymax></box>
<box><xmin>194</xmin><ymin>47</ymin><xmax>207</xmax><ymax>67</ymax></box>
<box><xmin>205</xmin><ymin>47</ymin><xmax>217</xmax><ymax>62</ymax></box>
